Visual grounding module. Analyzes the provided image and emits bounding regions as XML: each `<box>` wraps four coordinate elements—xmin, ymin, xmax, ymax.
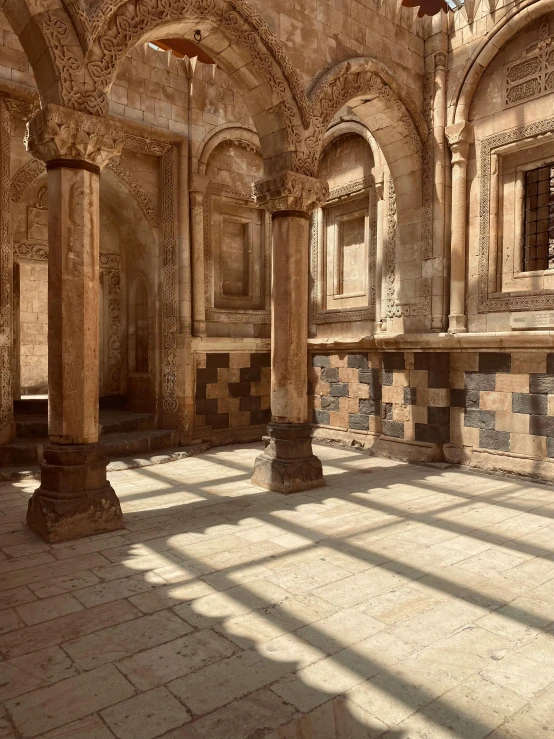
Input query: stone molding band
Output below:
<box><xmin>272</xmin><ymin>210</ymin><xmax>310</xmax><ymax>221</ymax></box>
<box><xmin>46</xmin><ymin>159</ymin><xmax>101</xmax><ymax>175</ymax></box>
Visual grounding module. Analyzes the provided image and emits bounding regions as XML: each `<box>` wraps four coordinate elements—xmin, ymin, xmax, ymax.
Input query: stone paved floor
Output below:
<box><xmin>1</xmin><ymin>443</ymin><xmax>554</xmax><ymax>739</ymax></box>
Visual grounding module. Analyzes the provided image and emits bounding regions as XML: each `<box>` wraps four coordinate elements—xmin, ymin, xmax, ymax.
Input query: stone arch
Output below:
<box><xmin>303</xmin><ymin>58</ymin><xmax>429</xmax><ymax>329</ymax></box>
<box><xmin>321</xmin><ymin>119</ymin><xmax>385</xmax><ymax>169</ymax></box>
<box><xmin>0</xmin><ymin>2</ymin><xmax>93</xmax><ymax>112</ymax></box>
<box><xmin>77</xmin><ymin>0</ymin><xmax>308</xmax><ymax>173</ymax></box>
<box><xmin>450</xmin><ymin>0</ymin><xmax>554</xmax><ymax>124</ymax></box>
<box><xmin>196</xmin><ymin>124</ymin><xmax>260</xmax><ymax>175</ymax></box>
<box><xmin>299</xmin><ymin>57</ymin><xmax>427</xmax><ymax>179</ymax></box>
<box><xmin>9</xmin><ymin>154</ymin><xmax>159</xmax><ymax>228</ymax></box>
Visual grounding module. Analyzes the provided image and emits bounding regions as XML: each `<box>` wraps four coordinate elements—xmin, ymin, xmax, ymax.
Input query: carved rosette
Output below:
<box><xmin>253</xmin><ymin>172</ymin><xmax>328</xmax><ymax>214</ymax></box>
<box><xmin>25</xmin><ymin>104</ymin><xmax>124</xmax><ymax>169</ymax></box>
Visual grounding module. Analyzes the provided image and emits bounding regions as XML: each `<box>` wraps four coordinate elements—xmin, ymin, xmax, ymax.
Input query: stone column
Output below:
<box><xmin>251</xmin><ymin>172</ymin><xmax>328</xmax><ymax>494</ymax></box>
<box><xmin>372</xmin><ymin>166</ymin><xmax>386</xmax><ymax>330</ymax></box>
<box><xmin>190</xmin><ymin>174</ymin><xmax>209</xmax><ymax>337</ymax></box>
<box><xmin>445</xmin><ymin>121</ymin><xmax>473</xmax><ymax>334</ymax></box>
<box><xmin>24</xmin><ymin>104</ymin><xmax>125</xmax><ymax>543</ymax></box>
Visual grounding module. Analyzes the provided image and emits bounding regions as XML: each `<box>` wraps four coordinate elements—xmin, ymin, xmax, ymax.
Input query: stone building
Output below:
<box><xmin>0</xmin><ymin>0</ymin><xmax>553</xmax><ymax>540</ymax></box>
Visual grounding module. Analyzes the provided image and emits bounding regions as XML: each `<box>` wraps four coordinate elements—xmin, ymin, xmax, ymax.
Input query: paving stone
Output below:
<box><xmin>116</xmin><ymin>629</ymin><xmax>237</xmax><ymax>690</ymax></box>
<box><xmin>5</xmin><ymin>665</ymin><xmax>135</xmax><ymax>737</ymax></box>
<box><xmin>63</xmin><ymin>610</ymin><xmax>192</xmax><ymax>670</ymax></box>
<box><xmin>101</xmin><ymin>687</ymin><xmax>190</xmax><ymax>739</ymax></box>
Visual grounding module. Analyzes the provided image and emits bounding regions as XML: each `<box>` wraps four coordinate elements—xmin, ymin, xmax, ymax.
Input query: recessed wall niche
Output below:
<box><xmin>311</xmin><ymin>133</ymin><xmax>377</xmax><ymax>330</ymax></box>
<box><xmin>203</xmin><ymin>138</ymin><xmax>270</xmax><ymax>332</ymax></box>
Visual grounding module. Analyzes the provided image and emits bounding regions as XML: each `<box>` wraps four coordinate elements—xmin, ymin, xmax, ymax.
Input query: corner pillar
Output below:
<box><xmin>190</xmin><ymin>174</ymin><xmax>209</xmax><ymax>337</ymax></box>
<box><xmin>24</xmin><ymin>104</ymin><xmax>125</xmax><ymax>542</ymax></box>
<box><xmin>445</xmin><ymin>121</ymin><xmax>473</xmax><ymax>334</ymax></box>
<box><xmin>251</xmin><ymin>172</ymin><xmax>328</xmax><ymax>494</ymax></box>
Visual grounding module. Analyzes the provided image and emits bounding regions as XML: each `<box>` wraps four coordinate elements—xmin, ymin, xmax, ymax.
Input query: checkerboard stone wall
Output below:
<box><xmin>311</xmin><ymin>349</ymin><xmax>554</xmax><ymax>462</ymax></box>
<box><xmin>310</xmin><ymin>353</ymin><xmax>382</xmax><ymax>433</ymax></box>
<box><xmin>195</xmin><ymin>352</ymin><xmax>270</xmax><ymax>433</ymax></box>
<box><xmin>310</xmin><ymin>351</ymin><xmax>452</xmax><ymax>445</ymax></box>
<box><xmin>450</xmin><ymin>351</ymin><xmax>554</xmax><ymax>458</ymax></box>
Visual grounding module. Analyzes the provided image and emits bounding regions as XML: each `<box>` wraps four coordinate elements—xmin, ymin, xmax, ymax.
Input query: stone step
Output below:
<box><xmin>0</xmin><ymin>443</ymin><xmax>210</xmax><ymax>482</ymax></box>
<box><xmin>0</xmin><ymin>429</ymin><xmax>180</xmax><ymax>467</ymax></box>
<box><xmin>14</xmin><ymin>395</ymin><xmax>128</xmax><ymax>415</ymax></box>
<box><xmin>14</xmin><ymin>411</ymin><xmax>156</xmax><ymax>440</ymax></box>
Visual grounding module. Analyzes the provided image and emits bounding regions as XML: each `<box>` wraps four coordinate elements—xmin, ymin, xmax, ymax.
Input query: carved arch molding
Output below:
<box><xmin>19</xmin><ymin>0</ymin><xmax>426</xmax><ymax>175</ymax></box>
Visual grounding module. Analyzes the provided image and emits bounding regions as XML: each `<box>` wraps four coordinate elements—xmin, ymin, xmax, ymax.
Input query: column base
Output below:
<box><xmin>251</xmin><ymin>423</ymin><xmax>326</xmax><ymax>494</ymax></box>
<box><xmin>448</xmin><ymin>313</ymin><xmax>468</xmax><ymax>333</ymax></box>
<box><xmin>27</xmin><ymin>444</ymin><xmax>124</xmax><ymax>543</ymax></box>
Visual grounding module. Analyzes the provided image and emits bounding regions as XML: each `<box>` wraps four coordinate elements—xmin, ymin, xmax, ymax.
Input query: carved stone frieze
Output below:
<box><xmin>10</xmin><ymin>160</ymin><xmax>46</xmax><ymax>203</ymax></box>
<box><xmin>106</xmin><ymin>159</ymin><xmax>159</xmax><ymax>227</ymax></box>
<box><xmin>421</xmin><ymin>70</ymin><xmax>434</xmax><ymax>260</ymax></box>
<box><xmin>14</xmin><ymin>242</ymin><xmax>49</xmax><ymax>261</ymax></box>
<box><xmin>254</xmin><ymin>171</ymin><xmax>328</xmax><ymax>213</ymax></box>
<box><xmin>160</xmin><ymin>147</ymin><xmax>178</xmax><ymax>415</ymax></box>
<box><xmin>0</xmin><ymin>100</ymin><xmax>12</xmax><ymax>427</ymax></box>
<box><xmin>25</xmin><ymin>104</ymin><xmax>124</xmax><ymax>168</ymax></box>
<box><xmin>505</xmin><ymin>21</ymin><xmax>554</xmax><ymax>109</ymax></box>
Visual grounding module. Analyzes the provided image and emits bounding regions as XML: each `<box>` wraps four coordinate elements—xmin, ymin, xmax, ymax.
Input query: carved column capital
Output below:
<box><xmin>445</xmin><ymin>121</ymin><xmax>474</xmax><ymax>164</ymax></box>
<box><xmin>189</xmin><ymin>174</ymin><xmax>210</xmax><ymax>207</ymax></box>
<box><xmin>253</xmin><ymin>171</ymin><xmax>328</xmax><ymax>214</ymax></box>
<box><xmin>434</xmin><ymin>52</ymin><xmax>447</xmax><ymax>71</ymax></box>
<box><xmin>25</xmin><ymin>104</ymin><xmax>125</xmax><ymax>171</ymax></box>
<box><xmin>371</xmin><ymin>166</ymin><xmax>386</xmax><ymax>201</ymax></box>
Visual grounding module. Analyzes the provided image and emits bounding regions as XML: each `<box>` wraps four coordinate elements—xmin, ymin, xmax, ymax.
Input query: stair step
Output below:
<box><xmin>1</xmin><ymin>428</ymin><xmax>178</xmax><ymax>467</ymax></box>
<box><xmin>13</xmin><ymin>411</ymin><xmax>156</xmax><ymax>441</ymax></box>
<box><xmin>101</xmin><ymin>429</ymin><xmax>180</xmax><ymax>458</ymax></box>
<box><xmin>14</xmin><ymin>399</ymin><xmax>48</xmax><ymax>415</ymax></box>
<box><xmin>0</xmin><ymin>443</ymin><xmax>210</xmax><ymax>482</ymax></box>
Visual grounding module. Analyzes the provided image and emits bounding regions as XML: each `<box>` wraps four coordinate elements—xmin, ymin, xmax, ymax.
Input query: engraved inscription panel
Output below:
<box><xmin>510</xmin><ymin>310</ymin><xmax>554</xmax><ymax>328</ymax></box>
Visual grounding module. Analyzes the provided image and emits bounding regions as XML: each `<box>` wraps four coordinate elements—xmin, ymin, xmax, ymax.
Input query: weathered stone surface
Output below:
<box><xmin>251</xmin><ymin>423</ymin><xmax>325</xmax><ymax>494</ymax></box>
<box><xmin>479</xmin><ymin>429</ymin><xmax>510</xmax><ymax>451</ymax></box>
<box><xmin>478</xmin><ymin>353</ymin><xmax>512</xmax><ymax>373</ymax></box>
<box><xmin>512</xmin><ymin>393</ymin><xmax>548</xmax><ymax>416</ymax></box>
<box><xmin>27</xmin><ymin>445</ymin><xmax>123</xmax><ymax>543</ymax></box>
<box><xmin>465</xmin><ymin>373</ymin><xmax>496</xmax><ymax>391</ymax></box>
<box><xmin>464</xmin><ymin>409</ymin><xmax>496</xmax><ymax>430</ymax></box>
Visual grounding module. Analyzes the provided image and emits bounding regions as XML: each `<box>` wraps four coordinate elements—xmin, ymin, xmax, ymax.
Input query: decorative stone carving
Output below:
<box><xmin>10</xmin><ymin>160</ymin><xmax>46</xmax><ymax>203</ymax></box>
<box><xmin>14</xmin><ymin>243</ymin><xmax>49</xmax><ymax>261</ymax></box>
<box><xmin>299</xmin><ymin>58</ymin><xmax>426</xmax><ymax>177</ymax></box>
<box><xmin>160</xmin><ymin>147</ymin><xmax>178</xmax><ymax>415</ymax></box>
<box><xmin>106</xmin><ymin>159</ymin><xmax>159</xmax><ymax>227</ymax></box>
<box><xmin>0</xmin><ymin>100</ymin><xmax>12</xmax><ymax>428</ymax></box>
<box><xmin>82</xmin><ymin>0</ymin><xmax>310</xmax><ymax>136</ymax></box>
<box><xmin>505</xmin><ymin>21</ymin><xmax>554</xmax><ymax>108</ymax></box>
<box><xmin>445</xmin><ymin>120</ymin><xmax>474</xmax><ymax>161</ymax></box>
<box><xmin>421</xmin><ymin>70</ymin><xmax>434</xmax><ymax>261</ymax></box>
<box><xmin>25</xmin><ymin>105</ymin><xmax>124</xmax><ymax>168</ymax></box>
<box><xmin>99</xmin><ymin>254</ymin><xmax>122</xmax><ymax>395</ymax></box>
<box><xmin>254</xmin><ymin>172</ymin><xmax>328</xmax><ymax>213</ymax></box>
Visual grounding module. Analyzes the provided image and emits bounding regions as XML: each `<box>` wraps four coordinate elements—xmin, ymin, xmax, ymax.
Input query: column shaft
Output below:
<box><xmin>48</xmin><ymin>166</ymin><xmax>100</xmax><ymax>445</ymax></box>
<box><xmin>445</xmin><ymin>122</ymin><xmax>473</xmax><ymax>334</ymax></box>
<box><xmin>24</xmin><ymin>104</ymin><xmax>124</xmax><ymax>542</ymax></box>
<box><xmin>271</xmin><ymin>213</ymin><xmax>309</xmax><ymax>424</ymax></box>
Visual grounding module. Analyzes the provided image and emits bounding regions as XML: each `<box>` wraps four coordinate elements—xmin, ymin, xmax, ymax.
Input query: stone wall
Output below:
<box><xmin>195</xmin><ymin>352</ymin><xmax>271</xmax><ymax>440</ymax></box>
<box><xmin>18</xmin><ymin>261</ymin><xmax>47</xmax><ymax>394</ymax></box>
<box><xmin>310</xmin><ymin>348</ymin><xmax>554</xmax><ymax>481</ymax></box>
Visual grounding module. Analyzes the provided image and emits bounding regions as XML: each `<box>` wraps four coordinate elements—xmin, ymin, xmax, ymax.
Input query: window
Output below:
<box><xmin>523</xmin><ymin>164</ymin><xmax>554</xmax><ymax>271</ymax></box>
